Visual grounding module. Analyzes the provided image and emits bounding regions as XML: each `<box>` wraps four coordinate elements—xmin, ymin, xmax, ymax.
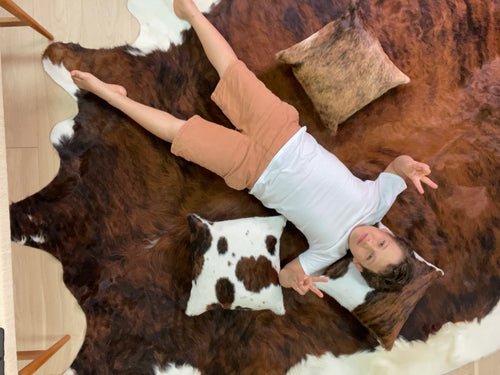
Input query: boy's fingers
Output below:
<box><xmin>413</xmin><ymin>176</ymin><xmax>438</xmax><ymax>194</ymax></box>
<box><xmin>293</xmin><ymin>276</ymin><xmax>329</xmax><ymax>297</ymax></box>
<box><xmin>418</xmin><ymin>162</ymin><xmax>431</xmax><ymax>174</ymax></box>
<box><xmin>312</xmin><ymin>277</ymin><xmax>329</xmax><ymax>283</ymax></box>
<box><xmin>412</xmin><ymin>178</ymin><xmax>424</xmax><ymax>194</ymax></box>
<box><xmin>422</xmin><ymin>176</ymin><xmax>438</xmax><ymax>189</ymax></box>
<box><xmin>310</xmin><ymin>286</ymin><xmax>324</xmax><ymax>298</ymax></box>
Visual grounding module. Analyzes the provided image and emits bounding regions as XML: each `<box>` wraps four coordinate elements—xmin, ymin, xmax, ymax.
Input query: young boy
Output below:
<box><xmin>71</xmin><ymin>0</ymin><xmax>438</xmax><ymax>298</ymax></box>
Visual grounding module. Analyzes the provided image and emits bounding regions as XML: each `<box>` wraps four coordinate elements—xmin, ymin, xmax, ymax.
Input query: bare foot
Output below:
<box><xmin>71</xmin><ymin>70</ymin><xmax>127</xmax><ymax>101</ymax></box>
<box><xmin>173</xmin><ymin>0</ymin><xmax>200</xmax><ymax>21</ymax></box>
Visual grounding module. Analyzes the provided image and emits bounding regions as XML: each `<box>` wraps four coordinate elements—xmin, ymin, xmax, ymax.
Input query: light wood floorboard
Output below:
<box><xmin>2</xmin><ymin>0</ymin><xmax>138</xmax><ymax>373</ymax></box>
<box><xmin>1</xmin><ymin>0</ymin><xmax>498</xmax><ymax>374</ymax></box>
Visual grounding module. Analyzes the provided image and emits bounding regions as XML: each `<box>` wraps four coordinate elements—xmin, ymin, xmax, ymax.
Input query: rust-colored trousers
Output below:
<box><xmin>171</xmin><ymin>60</ymin><xmax>300</xmax><ymax>190</ymax></box>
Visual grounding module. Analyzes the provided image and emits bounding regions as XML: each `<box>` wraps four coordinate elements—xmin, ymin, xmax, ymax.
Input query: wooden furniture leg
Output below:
<box><xmin>17</xmin><ymin>335</ymin><xmax>70</xmax><ymax>375</ymax></box>
<box><xmin>0</xmin><ymin>0</ymin><xmax>54</xmax><ymax>40</ymax></box>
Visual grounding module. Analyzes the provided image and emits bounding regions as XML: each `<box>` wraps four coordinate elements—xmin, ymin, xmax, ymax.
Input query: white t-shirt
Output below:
<box><xmin>249</xmin><ymin>127</ymin><xmax>407</xmax><ymax>276</ymax></box>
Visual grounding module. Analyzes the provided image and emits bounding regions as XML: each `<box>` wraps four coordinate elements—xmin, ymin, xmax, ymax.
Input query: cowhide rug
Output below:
<box><xmin>9</xmin><ymin>0</ymin><xmax>500</xmax><ymax>374</ymax></box>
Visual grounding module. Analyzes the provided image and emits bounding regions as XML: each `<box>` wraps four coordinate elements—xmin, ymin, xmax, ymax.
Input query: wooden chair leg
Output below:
<box><xmin>17</xmin><ymin>335</ymin><xmax>71</xmax><ymax>375</ymax></box>
<box><xmin>0</xmin><ymin>0</ymin><xmax>54</xmax><ymax>40</ymax></box>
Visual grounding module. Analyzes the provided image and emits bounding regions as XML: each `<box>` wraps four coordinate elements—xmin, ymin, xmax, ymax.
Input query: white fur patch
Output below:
<box><xmin>414</xmin><ymin>252</ymin><xmax>444</xmax><ymax>275</ymax></box>
<box><xmin>127</xmin><ymin>0</ymin><xmax>220</xmax><ymax>54</ymax></box>
<box><xmin>300</xmin><ymin>30</ymin><xmax>320</xmax><ymax>49</ymax></box>
<box><xmin>30</xmin><ymin>232</ymin><xmax>47</xmax><ymax>244</ymax></box>
<box><xmin>287</xmin><ymin>300</ymin><xmax>500</xmax><ymax>375</ymax></box>
<box><xmin>13</xmin><ymin>235</ymin><xmax>27</xmax><ymax>246</ymax></box>
<box><xmin>50</xmin><ymin>118</ymin><xmax>76</xmax><ymax>146</ymax></box>
<box><xmin>315</xmin><ymin>262</ymin><xmax>374</xmax><ymax>311</ymax></box>
<box><xmin>154</xmin><ymin>363</ymin><xmax>201</xmax><ymax>375</ymax></box>
<box><xmin>63</xmin><ymin>369</ymin><xmax>77</xmax><ymax>375</ymax></box>
<box><xmin>42</xmin><ymin>58</ymin><xmax>79</xmax><ymax>100</ymax></box>
<box><xmin>145</xmin><ymin>237</ymin><xmax>160</xmax><ymax>249</ymax></box>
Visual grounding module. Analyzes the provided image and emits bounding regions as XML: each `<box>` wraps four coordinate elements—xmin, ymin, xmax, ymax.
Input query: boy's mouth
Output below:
<box><xmin>357</xmin><ymin>233</ymin><xmax>367</xmax><ymax>244</ymax></box>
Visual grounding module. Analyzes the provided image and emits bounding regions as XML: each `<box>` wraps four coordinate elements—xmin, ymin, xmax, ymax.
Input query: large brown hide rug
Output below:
<box><xmin>9</xmin><ymin>0</ymin><xmax>500</xmax><ymax>374</ymax></box>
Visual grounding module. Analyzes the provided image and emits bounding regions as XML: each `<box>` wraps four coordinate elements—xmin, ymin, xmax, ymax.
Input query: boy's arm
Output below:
<box><xmin>384</xmin><ymin>155</ymin><xmax>438</xmax><ymax>194</ymax></box>
<box><xmin>279</xmin><ymin>257</ymin><xmax>328</xmax><ymax>298</ymax></box>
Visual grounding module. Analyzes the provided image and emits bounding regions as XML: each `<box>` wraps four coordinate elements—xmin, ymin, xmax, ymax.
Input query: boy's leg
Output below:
<box><xmin>175</xmin><ymin>0</ymin><xmax>299</xmax><ymax>160</ymax></box>
<box><xmin>71</xmin><ymin>70</ymin><xmax>260</xmax><ymax>190</ymax></box>
<box><xmin>71</xmin><ymin>71</ymin><xmax>185</xmax><ymax>142</ymax></box>
<box><xmin>174</xmin><ymin>0</ymin><xmax>237</xmax><ymax>78</ymax></box>
<box><xmin>70</xmin><ymin>0</ymin><xmax>298</xmax><ymax>190</ymax></box>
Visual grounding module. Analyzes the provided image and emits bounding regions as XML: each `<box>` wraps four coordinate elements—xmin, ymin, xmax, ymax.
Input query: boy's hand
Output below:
<box><xmin>385</xmin><ymin>155</ymin><xmax>438</xmax><ymax>194</ymax></box>
<box><xmin>403</xmin><ymin>158</ymin><xmax>438</xmax><ymax>194</ymax></box>
<box><xmin>279</xmin><ymin>258</ymin><xmax>328</xmax><ymax>298</ymax></box>
<box><xmin>291</xmin><ymin>274</ymin><xmax>329</xmax><ymax>298</ymax></box>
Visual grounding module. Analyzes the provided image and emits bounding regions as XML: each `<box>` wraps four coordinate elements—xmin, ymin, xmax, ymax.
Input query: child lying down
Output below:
<box><xmin>70</xmin><ymin>0</ymin><xmax>438</xmax><ymax>298</ymax></box>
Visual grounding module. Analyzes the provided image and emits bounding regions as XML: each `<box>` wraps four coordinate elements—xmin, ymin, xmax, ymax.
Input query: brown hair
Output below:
<box><xmin>360</xmin><ymin>236</ymin><xmax>415</xmax><ymax>292</ymax></box>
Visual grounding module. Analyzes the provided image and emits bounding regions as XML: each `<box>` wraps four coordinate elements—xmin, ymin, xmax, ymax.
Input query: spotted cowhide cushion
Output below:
<box><xmin>317</xmin><ymin>251</ymin><xmax>444</xmax><ymax>350</ymax></box>
<box><xmin>185</xmin><ymin>214</ymin><xmax>286</xmax><ymax>316</ymax></box>
<box><xmin>276</xmin><ymin>6</ymin><xmax>410</xmax><ymax>133</ymax></box>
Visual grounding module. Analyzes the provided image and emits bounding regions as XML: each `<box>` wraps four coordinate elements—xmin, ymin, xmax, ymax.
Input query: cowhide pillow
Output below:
<box><xmin>276</xmin><ymin>7</ymin><xmax>410</xmax><ymax>133</ymax></box>
<box><xmin>316</xmin><ymin>251</ymin><xmax>444</xmax><ymax>350</ymax></box>
<box><xmin>185</xmin><ymin>214</ymin><xmax>287</xmax><ymax>316</ymax></box>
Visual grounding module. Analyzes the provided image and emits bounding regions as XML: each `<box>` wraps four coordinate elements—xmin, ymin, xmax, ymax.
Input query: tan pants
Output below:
<box><xmin>171</xmin><ymin>60</ymin><xmax>300</xmax><ymax>190</ymax></box>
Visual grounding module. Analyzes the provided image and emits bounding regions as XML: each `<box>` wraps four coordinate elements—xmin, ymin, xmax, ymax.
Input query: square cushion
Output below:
<box><xmin>316</xmin><ymin>251</ymin><xmax>444</xmax><ymax>350</ymax></box>
<box><xmin>276</xmin><ymin>7</ymin><xmax>410</xmax><ymax>133</ymax></box>
<box><xmin>185</xmin><ymin>214</ymin><xmax>287</xmax><ymax>316</ymax></box>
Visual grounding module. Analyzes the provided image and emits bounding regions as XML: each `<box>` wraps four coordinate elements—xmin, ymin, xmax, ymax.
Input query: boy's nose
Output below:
<box><xmin>365</xmin><ymin>237</ymin><xmax>375</xmax><ymax>249</ymax></box>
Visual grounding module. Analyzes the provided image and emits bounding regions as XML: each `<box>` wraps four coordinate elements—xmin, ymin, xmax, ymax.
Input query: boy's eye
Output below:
<box><xmin>379</xmin><ymin>240</ymin><xmax>386</xmax><ymax>247</ymax></box>
<box><xmin>366</xmin><ymin>254</ymin><xmax>373</xmax><ymax>261</ymax></box>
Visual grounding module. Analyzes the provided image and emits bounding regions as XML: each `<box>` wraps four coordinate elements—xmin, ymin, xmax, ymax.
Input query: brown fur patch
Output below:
<box><xmin>235</xmin><ymin>255</ymin><xmax>279</xmax><ymax>292</ymax></box>
<box><xmin>217</xmin><ymin>236</ymin><xmax>228</xmax><ymax>254</ymax></box>
<box><xmin>265</xmin><ymin>235</ymin><xmax>277</xmax><ymax>255</ymax></box>
<box><xmin>215</xmin><ymin>277</ymin><xmax>235</xmax><ymax>308</ymax></box>
<box><xmin>324</xmin><ymin>253</ymin><xmax>353</xmax><ymax>280</ymax></box>
<box><xmin>187</xmin><ymin>214</ymin><xmax>212</xmax><ymax>281</ymax></box>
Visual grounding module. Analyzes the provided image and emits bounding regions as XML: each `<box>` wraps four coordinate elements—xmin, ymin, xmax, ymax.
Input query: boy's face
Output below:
<box><xmin>348</xmin><ymin>226</ymin><xmax>404</xmax><ymax>274</ymax></box>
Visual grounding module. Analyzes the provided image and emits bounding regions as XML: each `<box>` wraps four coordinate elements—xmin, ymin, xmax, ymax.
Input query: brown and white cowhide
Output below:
<box><xmin>185</xmin><ymin>214</ymin><xmax>286</xmax><ymax>316</ymax></box>
<box><xmin>9</xmin><ymin>0</ymin><xmax>500</xmax><ymax>374</ymax></box>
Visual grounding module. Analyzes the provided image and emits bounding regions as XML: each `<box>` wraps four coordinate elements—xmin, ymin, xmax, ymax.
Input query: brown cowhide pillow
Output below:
<box><xmin>316</xmin><ymin>252</ymin><xmax>444</xmax><ymax>350</ymax></box>
<box><xmin>185</xmin><ymin>214</ymin><xmax>286</xmax><ymax>315</ymax></box>
<box><xmin>276</xmin><ymin>7</ymin><xmax>410</xmax><ymax>133</ymax></box>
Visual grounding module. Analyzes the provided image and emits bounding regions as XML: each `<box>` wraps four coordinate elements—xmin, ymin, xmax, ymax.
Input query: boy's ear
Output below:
<box><xmin>353</xmin><ymin>257</ymin><xmax>363</xmax><ymax>272</ymax></box>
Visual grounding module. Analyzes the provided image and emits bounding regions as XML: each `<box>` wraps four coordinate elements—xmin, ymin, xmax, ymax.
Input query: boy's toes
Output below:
<box><xmin>173</xmin><ymin>0</ymin><xmax>197</xmax><ymax>21</ymax></box>
<box><xmin>71</xmin><ymin>70</ymin><xmax>85</xmax><ymax>81</ymax></box>
<box><xmin>70</xmin><ymin>70</ymin><xmax>92</xmax><ymax>90</ymax></box>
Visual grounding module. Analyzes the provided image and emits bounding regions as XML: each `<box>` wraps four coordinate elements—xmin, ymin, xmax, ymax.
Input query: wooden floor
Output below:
<box><xmin>0</xmin><ymin>0</ymin><xmax>499</xmax><ymax>374</ymax></box>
